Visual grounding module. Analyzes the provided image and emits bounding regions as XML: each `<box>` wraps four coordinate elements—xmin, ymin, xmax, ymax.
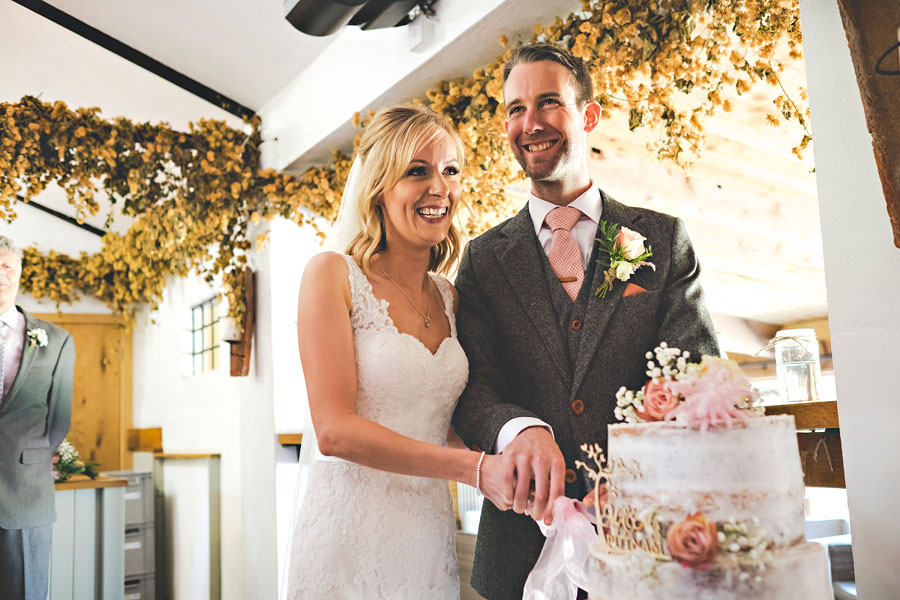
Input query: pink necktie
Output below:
<box><xmin>545</xmin><ymin>206</ymin><xmax>584</xmax><ymax>301</ymax></box>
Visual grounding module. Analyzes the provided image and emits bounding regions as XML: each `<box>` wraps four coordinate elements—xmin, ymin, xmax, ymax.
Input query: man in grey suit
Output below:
<box><xmin>452</xmin><ymin>44</ymin><xmax>720</xmax><ymax>599</ymax></box>
<box><xmin>0</xmin><ymin>236</ymin><xmax>75</xmax><ymax>600</ymax></box>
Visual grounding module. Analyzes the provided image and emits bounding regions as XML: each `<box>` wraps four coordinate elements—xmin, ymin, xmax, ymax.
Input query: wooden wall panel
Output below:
<box><xmin>36</xmin><ymin>313</ymin><xmax>133</xmax><ymax>471</ymax></box>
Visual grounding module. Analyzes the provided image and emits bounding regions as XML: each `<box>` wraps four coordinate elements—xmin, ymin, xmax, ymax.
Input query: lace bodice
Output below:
<box><xmin>344</xmin><ymin>254</ymin><xmax>468</xmax><ymax>448</ymax></box>
<box><xmin>286</xmin><ymin>254</ymin><xmax>469</xmax><ymax>599</ymax></box>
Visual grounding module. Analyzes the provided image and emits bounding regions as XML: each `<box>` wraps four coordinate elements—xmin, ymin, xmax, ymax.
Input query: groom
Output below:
<box><xmin>452</xmin><ymin>44</ymin><xmax>720</xmax><ymax>599</ymax></box>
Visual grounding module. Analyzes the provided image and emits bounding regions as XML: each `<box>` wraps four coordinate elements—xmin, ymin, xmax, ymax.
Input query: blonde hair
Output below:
<box><xmin>345</xmin><ymin>104</ymin><xmax>466</xmax><ymax>276</ymax></box>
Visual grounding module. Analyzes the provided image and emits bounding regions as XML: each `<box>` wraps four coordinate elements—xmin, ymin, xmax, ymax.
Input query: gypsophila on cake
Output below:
<box><xmin>584</xmin><ymin>344</ymin><xmax>832</xmax><ymax>599</ymax></box>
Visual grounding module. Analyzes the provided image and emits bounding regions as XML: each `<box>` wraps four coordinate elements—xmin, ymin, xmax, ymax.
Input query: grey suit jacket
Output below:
<box><xmin>0</xmin><ymin>307</ymin><xmax>74</xmax><ymax>529</ymax></box>
<box><xmin>452</xmin><ymin>193</ymin><xmax>719</xmax><ymax>599</ymax></box>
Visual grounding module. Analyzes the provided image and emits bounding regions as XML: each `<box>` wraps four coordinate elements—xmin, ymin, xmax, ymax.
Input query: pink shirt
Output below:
<box><xmin>0</xmin><ymin>305</ymin><xmax>25</xmax><ymax>403</ymax></box>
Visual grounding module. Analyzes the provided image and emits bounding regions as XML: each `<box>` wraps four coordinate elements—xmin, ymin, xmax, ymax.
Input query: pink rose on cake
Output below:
<box><xmin>666</xmin><ymin>513</ymin><xmax>718</xmax><ymax>569</ymax></box>
<box><xmin>635</xmin><ymin>380</ymin><xmax>679</xmax><ymax>421</ymax></box>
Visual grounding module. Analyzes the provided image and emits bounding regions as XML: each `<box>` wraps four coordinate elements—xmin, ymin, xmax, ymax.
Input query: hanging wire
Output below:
<box><xmin>875</xmin><ymin>40</ymin><xmax>900</xmax><ymax>75</ymax></box>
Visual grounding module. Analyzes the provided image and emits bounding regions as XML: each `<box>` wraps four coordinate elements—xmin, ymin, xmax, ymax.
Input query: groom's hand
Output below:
<box><xmin>503</xmin><ymin>426</ymin><xmax>565</xmax><ymax>525</ymax></box>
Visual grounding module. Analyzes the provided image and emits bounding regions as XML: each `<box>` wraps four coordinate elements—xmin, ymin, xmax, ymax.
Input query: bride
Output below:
<box><xmin>286</xmin><ymin>104</ymin><xmax>512</xmax><ymax>598</ymax></box>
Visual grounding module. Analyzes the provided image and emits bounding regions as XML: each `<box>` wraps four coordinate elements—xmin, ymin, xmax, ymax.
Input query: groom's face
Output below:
<box><xmin>503</xmin><ymin>60</ymin><xmax>590</xmax><ymax>184</ymax></box>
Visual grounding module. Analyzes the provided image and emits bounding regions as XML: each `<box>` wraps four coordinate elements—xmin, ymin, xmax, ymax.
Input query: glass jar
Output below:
<box><xmin>774</xmin><ymin>328</ymin><xmax>822</xmax><ymax>403</ymax></box>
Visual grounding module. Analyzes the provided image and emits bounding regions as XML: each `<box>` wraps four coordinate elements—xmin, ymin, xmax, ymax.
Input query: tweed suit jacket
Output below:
<box><xmin>0</xmin><ymin>307</ymin><xmax>74</xmax><ymax>530</ymax></box>
<box><xmin>452</xmin><ymin>193</ymin><xmax>720</xmax><ymax>600</ymax></box>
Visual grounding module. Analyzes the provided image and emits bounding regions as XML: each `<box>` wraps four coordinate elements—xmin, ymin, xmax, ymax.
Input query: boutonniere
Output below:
<box><xmin>26</xmin><ymin>327</ymin><xmax>49</xmax><ymax>348</ymax></box>
<box><xmin>595</xmin><ymin>221</ymin><xmax>655</xmax><ymax>298</ymax></box>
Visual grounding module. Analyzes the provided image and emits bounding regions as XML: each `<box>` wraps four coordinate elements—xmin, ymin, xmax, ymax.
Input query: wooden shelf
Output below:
<box><xmin>127</xmin><ymin>427</ymin><xmax>163</xmax><ymax>453</ymax></box>
<box><xmin>764</xmin><ymin>401</ymin><xmax>843</xmax><ymax>488</ymax></box>
<box><xmin>55</xmin><ymin>474</ymin><xmax>128</xmax><ymax>491</ymax></box>
<box><xmin>764</xmin><ymin>400</ymin><xmax>839</xmax><ymax>429</ymax></box>
<box><xmin>153</xmin><ymin>453</ymin><xmax>221</xmax><ymax>459</ymax></box>
<box><xmin>278</xmin><ymin>433</ymin><xmax>303</xmax><ymax>446</ymax></box>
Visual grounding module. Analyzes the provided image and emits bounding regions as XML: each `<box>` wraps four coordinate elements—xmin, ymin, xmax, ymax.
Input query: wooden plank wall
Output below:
<box><xmin>36</xmin><ymin>313</ymin><xmax>133</xmax><ymax>471</ymax></box>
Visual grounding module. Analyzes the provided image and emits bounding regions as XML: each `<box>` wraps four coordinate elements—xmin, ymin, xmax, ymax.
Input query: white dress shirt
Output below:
<box><xmin>494</xmin><ymin>186</ymin><xmax>603</xmax><ymax>453</ymax></box>
<box><xmin>0</xmin><ymin>305</ymin><xmax>25</xmax><ymax>403</ymax></box>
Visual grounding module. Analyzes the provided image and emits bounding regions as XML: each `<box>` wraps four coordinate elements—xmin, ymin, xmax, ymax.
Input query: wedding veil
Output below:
<box><xmin>325</xmin><ymin>155</ymin><xmax>366</xmax><ymax>253</ymax></box>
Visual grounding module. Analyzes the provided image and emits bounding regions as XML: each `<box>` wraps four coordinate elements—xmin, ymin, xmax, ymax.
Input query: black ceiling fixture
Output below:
<box><xmin>284</xmin><ymin>0</ymin><xmax>436</xmax><ymax>37</ymax></box>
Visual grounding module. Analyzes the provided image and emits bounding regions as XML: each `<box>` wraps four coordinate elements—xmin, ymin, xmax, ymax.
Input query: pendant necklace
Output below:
<box><xmin>378</xmin><ymin>262</ymin><xmax>432</xmax><ymax>328</ymax></box>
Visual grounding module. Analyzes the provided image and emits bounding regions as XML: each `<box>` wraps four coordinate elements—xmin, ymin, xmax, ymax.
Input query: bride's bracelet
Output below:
<box><xmin>475</xmin><ymin>451</ymin><xmax>486</xmax><ymax>492</ymax></box>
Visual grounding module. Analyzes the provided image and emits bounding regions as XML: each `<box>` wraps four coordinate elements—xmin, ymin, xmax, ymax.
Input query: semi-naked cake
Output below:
<box><xmin>583</xmin><ymin>346</ymin><xmax>832</xmax><ymax>599</ymax></box>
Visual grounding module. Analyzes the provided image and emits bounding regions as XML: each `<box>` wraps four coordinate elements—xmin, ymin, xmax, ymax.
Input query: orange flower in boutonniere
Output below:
<box><xmin>595</xmin><ymin>221</ymin><xmax>655</xmax><ymax>298</ymax></box>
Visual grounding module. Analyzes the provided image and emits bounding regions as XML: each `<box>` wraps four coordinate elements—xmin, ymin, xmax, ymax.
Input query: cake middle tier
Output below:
<box><xmin>606</xmin><ymin>415</ymin><xmax>807</xmax><ymax>547</ymax></box>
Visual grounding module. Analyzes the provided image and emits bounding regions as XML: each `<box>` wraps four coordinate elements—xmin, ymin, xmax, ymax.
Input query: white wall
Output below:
<box><xmin>238</xmin><ymin>222</ymin><xmax>279</xmax><ymax>600</ymax></box>
<box><xmin>799</xmin><ymin>1</ymin><xmax>900</xmax><ymax>597</ymax></box>
<box><xmin>132</xmin><ymin>275</ymin><xmax>247</xmax><ymax>599</ymax></box>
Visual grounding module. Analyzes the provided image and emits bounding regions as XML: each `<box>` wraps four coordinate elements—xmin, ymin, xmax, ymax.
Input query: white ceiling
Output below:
<box><xmin>42</xmin><ymin>0</ymin><xmax>339</xmax><ymax>111</ymax></box>
<box><xmin>0</xmin><ymin>0</ymin><xmax>828</xmax><ymax>341</ymax></box>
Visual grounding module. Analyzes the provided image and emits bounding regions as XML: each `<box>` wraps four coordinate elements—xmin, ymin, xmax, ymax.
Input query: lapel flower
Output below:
<box><xmin>595</xmin><ymin>221</ymin><xmax>655</xmax><ymax>298</ymax></box>
<box><xmin>27</xmin><ymin>327</ymin><xmax>49</xmax><ymax>348</ymax></box>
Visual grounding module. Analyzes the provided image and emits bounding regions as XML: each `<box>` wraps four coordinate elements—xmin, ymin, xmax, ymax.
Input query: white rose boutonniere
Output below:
<box><xmin>27</xmin><ymin>327</ymin><xmax>49</xmax><ymax>349</ymax></box>
<box><xmin>595</xmin><ymin>221</ymin><xmax>655</xmax><ymax>298</ymax></box>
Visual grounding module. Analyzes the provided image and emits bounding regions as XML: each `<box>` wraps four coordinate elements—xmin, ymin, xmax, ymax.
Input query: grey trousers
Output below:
<box><xmin>0</xmin><ymin>524</ymin><xmax>52</xmax><ymax>600</ymax></box>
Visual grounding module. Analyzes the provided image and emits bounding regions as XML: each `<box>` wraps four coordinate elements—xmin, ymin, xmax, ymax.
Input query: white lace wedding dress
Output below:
<box><xmin>286</xmin><ymin>255</ymin><xmax>469</xmax><ymax>599</ymax></box>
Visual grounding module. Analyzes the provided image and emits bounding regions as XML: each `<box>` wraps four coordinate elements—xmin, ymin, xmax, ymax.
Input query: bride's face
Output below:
<box><xmin>379</xmin><ymin>132</ymin><xmax>460</xmax><ymax>251</ymax></box>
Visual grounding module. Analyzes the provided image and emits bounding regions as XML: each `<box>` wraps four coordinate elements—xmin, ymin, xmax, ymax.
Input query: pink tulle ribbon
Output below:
<box><xmin>522</xmin><ymin>497</ymin><xmax>596</xmax><ymax>600</ymax></box>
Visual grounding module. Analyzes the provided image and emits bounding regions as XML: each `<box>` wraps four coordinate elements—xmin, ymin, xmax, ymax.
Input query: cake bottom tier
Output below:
<box><xmin>589</xmin><ymin>542</ymin><xmax>832</xmax><ymax>600</ymax></box>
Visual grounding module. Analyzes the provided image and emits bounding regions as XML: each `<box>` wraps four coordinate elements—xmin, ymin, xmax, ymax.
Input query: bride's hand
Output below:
<box><xmin>477</xmin><ymin>453</ymin><xmax>514</xmax><ymax>511</ymax></box>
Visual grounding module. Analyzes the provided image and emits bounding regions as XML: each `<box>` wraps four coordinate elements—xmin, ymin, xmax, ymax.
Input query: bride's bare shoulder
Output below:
<box><xmin>301</xmin><ymin>252</ymin><xmax>352</xmax><ymax>298</ymax></box>
<box><xmin>304</xmin><ymin>251</ymin><xmax>350</xmax><ymax>276</ymax></box>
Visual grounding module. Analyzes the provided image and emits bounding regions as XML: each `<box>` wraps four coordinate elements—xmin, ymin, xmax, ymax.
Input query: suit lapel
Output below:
<box><xmin>572</xmin><ymin>195</ymin><xmax>643</xmax><ymax>393</ymax></box>
<box><xmin>494</xmin><ymin>208</ymin><xmax>572</xmax><ymax>386</ymax></box>
<box><xmin>2</xmin><ymin>308</ymin><xmax>39</xmax><ymax>410</ymax></box>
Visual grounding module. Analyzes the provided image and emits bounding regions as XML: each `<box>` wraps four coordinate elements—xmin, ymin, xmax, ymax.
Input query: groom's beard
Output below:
<box><xmin>512</xmin><ymin>135</ymin><xmax>576</xmax><ymax>184</ymax></box>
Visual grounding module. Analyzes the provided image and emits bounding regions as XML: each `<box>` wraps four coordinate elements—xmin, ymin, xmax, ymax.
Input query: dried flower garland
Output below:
<box><xmin>0</xmin><ymin>0</ymin><xmax>807</xmax><ymax>328</ymax></box>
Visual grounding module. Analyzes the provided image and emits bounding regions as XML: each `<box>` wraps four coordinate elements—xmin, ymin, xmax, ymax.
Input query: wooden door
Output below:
<box><xmin>36</xmin><ymin>313</ymin><xmax>133</xmax><ymax>471</ymax></box>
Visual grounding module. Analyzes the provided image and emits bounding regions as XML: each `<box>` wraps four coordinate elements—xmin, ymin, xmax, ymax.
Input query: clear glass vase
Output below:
<box><xmin>774</xmin><ymin>328</ymin><xmax>822</xmax><ymax>403</ymax></box>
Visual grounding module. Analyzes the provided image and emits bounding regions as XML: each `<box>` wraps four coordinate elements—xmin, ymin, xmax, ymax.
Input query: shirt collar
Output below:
<box><xmin>0</xmin><ymin>305</ymin><xmax>19</xmax><ymax>330</ymax></box>
<box><xmin>528</xmin><ymin>184</ymin><xmax>603</xmax><ymax>236</ymax></box>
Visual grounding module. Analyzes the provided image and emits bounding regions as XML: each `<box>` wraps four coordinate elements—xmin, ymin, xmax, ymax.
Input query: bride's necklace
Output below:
<box><xmin>378</xmin><ymin>262</ymin><xmax>432</xmax><ymax>328</ymax></box>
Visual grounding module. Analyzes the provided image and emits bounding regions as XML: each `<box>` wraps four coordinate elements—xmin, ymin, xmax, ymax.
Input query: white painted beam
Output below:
<box><xmin>258</xmin><ymin>0</ymin><xmax>583</xmax><ymax>173</ymax></box>
<box><xmin>799</xmin><ymin>0</ymin><xmax>900</xmax><ymax>597</ymax></box>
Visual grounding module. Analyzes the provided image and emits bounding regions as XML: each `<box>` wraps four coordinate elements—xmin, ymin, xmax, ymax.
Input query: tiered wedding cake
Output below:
<box><xmin>584</xmin><ymin>345</ymin><xmax>832</xmax><ymax>600</ymax></box>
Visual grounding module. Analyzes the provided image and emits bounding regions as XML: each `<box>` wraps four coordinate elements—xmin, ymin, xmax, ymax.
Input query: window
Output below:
<box><xmin>189</xmin><ymin>296</ymin><xmax>221</xmax><ymax>374</ymax></box>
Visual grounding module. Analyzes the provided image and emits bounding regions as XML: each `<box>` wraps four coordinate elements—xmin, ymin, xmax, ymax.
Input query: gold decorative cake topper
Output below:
<box><xmin>576</xmin><ymin>443</ymin><xmax>669</xmax><ymax>560</ymax></box>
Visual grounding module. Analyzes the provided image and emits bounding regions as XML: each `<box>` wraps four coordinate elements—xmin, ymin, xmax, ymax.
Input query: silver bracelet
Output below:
<box><xmin>475</xmin><ymin>451</ymin><xmax>486</xmax><ymax>492</ymax></box>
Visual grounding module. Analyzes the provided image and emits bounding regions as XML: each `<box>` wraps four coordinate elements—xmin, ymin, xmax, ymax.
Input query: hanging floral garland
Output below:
<box><xmin>0</xmin><ymin>0</ymin><xmax>807</xmax><ymax>328</ymax></box>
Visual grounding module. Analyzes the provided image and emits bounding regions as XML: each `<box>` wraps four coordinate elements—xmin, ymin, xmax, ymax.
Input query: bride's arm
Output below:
<box><xmin>298</xmin><ymin>253</ymin><xmax>511</xmax><ymax>506</ymax></box>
